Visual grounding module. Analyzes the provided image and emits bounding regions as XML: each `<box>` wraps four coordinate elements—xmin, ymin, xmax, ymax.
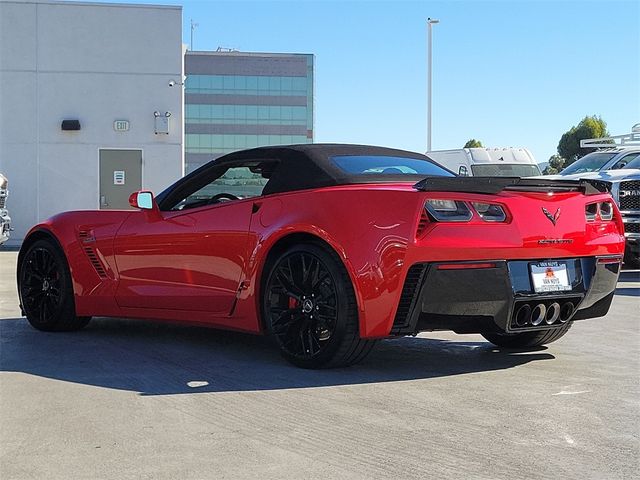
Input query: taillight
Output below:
<box><xmin>471</xmin><ymin>202</ymin><xmax>507</xmax><ymax>222</ymax></box>
<box><xmin>585</xmin><ymin>201</ymin><xmax>614</xmax><ymax>222</ymax></box>
<box><xmin>424</xmin><ymin>199</ymin><xmax>507</xmax><ymax>223</ymax></box>
<box><xmin>599</xmin><ymin>201</ymin><xmax>613</xmax><ymax>221</ymax></box>
<box><xmin>585</xmin><ymin>203</ymin><xmax>598</xmax><ymax>221</ymax></box>
<box><xmin>425</xmin><ymin>200</ymin><xmax>472</xmax><ymax>222</ymax></box>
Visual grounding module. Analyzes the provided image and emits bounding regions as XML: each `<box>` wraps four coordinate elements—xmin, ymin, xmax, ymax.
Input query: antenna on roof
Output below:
<box><xmin>190</xmin><ymin>19</ymin><xmax>199</xmax><ymax>51</ymax></box>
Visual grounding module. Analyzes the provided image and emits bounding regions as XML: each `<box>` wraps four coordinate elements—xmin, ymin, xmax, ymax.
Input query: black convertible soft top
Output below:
<box><xmin>157</xmin><ymin>144</ymin><xmax>608</xmax><ymax>210</ymax></box>
<box><xmin>204</xmin><ymin>143</ymin><xmax>452</xmax><ymax>196</ymax></box>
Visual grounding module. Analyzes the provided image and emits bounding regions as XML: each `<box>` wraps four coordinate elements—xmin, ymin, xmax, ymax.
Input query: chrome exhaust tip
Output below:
<box><xmin>514</xmin><ymin>304</ymin><xmax>532</xmax><ymax>327</ymax></box>
<box><xmin>545</xmin><ymin>302</ymin><xmax>561</xmax><ymax>325</ymax></box>
<box><xmin>531</xmin><ymin>303</ymin><xmax>546</xmax><ymax>326</ymax></box>
<box><xmin>559</xmin><ymin>302</ymin><xmax>575</xmax><ymax>323</ymax></box>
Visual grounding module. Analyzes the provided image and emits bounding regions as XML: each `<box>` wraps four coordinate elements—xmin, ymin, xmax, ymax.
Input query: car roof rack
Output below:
<box><xmin>580</xmin><ymin>125</ymin><xmax>640</xmax><ymax>148</ymax></box>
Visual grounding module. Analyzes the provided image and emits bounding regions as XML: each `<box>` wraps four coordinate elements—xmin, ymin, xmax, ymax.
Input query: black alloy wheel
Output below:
<box><xmin>19</xmin><ymin>239</ymin><xmax>90</xmax><ymax>332</ymax></box>
<box><xmin>263</xmin><ymin>243</ymin><xmax>376</xmax><ymax>368</ymax></box>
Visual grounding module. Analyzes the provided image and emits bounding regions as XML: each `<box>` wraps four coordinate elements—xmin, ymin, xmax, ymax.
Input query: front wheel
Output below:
<box><xmin>19</xmin><ymin>239</ymin><xmax>91</xmax><ymax>332</ymax></box>
<box><xmin>482</xmin><ymin>322</ymin><xmax>572</xmax><ymax>348</ymax></box>
<box><xmin>263</xmin><ymin>243</ymin><xmax>376</xmax><ymax>369</ymax></box>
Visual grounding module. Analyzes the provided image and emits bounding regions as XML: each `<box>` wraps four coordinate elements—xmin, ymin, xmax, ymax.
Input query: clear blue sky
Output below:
<box><xmin>133</xmin><ymin>0</ymin><xmax>639</xmax><ymax>162</ymax></box>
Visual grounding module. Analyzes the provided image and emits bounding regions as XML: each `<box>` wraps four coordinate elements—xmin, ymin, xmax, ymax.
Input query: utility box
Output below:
<box><xmin>154</xmin><ymin>112</ymin><xmax>170</xmax><ymax>135</ymax></box>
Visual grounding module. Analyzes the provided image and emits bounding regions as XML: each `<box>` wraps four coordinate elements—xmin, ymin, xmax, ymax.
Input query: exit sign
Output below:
<box><xmin>113</xmin><ymin>120</ymin><xmax>129</xmax><ymax>132</ymax></box>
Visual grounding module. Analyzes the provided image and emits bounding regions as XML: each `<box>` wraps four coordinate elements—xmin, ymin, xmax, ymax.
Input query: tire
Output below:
<box><xmin>481</xmin><ymin>322</ymin><xmax>572</xmax><ymax>348</ymax></box>
<box><xmin>262</xmin><ymin>243</ymin><xmax>376</xmax><ymax>369</ymax></box>
<box><xmin>18</xmin><ymin>239</ymin><xmax>91</xmax><ymax>332</ymax></box>
<box><xmin>624</xmin><ymin>249</ymin><xmax>640</xmax><ymax>269</ymax></box>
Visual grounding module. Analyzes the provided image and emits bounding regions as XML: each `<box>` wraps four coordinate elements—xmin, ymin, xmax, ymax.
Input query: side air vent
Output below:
<box><xmin>83</xmin><ymin>247</ymin><xmax>108</xmax><ymax>278</ymax></box>
<box><xmin>391</xmin><ymin>263</ymin><xmax>428</xmax><ymax>333</ymax></box>
<box><xmin>416</xmin><ymin>209</ymin><xmax>429</xmax><ymax>237</ymax></box>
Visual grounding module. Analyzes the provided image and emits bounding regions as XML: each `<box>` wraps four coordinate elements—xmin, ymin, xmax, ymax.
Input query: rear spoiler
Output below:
<box><xmin>413</xmin><ymin>176</ymin><xmax>611</xmax><ymax>195</ymax></box>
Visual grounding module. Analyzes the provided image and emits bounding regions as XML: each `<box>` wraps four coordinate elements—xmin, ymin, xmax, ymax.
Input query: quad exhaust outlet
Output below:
<box><xmin>511</xmin><ymin>300</ymin><xmax>577</xmax><ymax>329</ymax></box>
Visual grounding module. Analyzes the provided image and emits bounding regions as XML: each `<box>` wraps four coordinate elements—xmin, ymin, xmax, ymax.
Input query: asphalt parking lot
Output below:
<box><xmin>0</xmin><ymin>250</ymin><xmax>638</xmax><ymax>480</ymax></box>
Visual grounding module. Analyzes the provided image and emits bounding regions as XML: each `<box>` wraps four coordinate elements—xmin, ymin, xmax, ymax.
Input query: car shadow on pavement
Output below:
<box><xmin>0</xmin><ymin>317</ymin><xmax>553</xmax><ymax>396</ymax></box>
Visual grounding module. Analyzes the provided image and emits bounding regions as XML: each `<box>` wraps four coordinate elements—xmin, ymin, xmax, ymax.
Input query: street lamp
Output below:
<box><xmin>427</xmin><ymin>18</ymin><xmax>439</xmax><ymax>152</ymax></box>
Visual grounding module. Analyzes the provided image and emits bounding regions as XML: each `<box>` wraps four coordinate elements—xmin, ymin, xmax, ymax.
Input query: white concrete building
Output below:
<box><xmin>0</xmin><ymin>0</ymin><xmax>183</xmax><ymax>246</ymax></box>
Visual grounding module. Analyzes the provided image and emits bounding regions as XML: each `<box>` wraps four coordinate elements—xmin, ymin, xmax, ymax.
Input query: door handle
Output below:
<box><xmin>101</xmin><ymin>195</ymin><xmax>108</xmax><ymax>206</ymax></box>
<box><xmin>252</xmin><ymin>202</ymin><xmax>262</xmax><ymax>214</ymax></box>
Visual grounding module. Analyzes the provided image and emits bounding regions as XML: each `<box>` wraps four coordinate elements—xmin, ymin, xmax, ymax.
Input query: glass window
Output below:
<box><xmin>331</xmin><ymin>155</ymin><xmax>454</xmax><ymax>177</ymax></box>
<box><xmin>246</xmin><ymin>76</ymin><xmax>258</xmax><ymax>91</ymax></box>
<box><xmin>281</xmin><ymin>77</ymin><xmax>292</xmax><ymax>93</ymax></box>
<box><xmin>258</xmin><ymin>77</ymin><xmax>269</xmax><ymax>90</ymax></box>
<box><xmin>471</xmin><ymin>164</ymin><xmax>542</xmax><ymax>177</ymax></box>
<box><xmin>611</xmin><ymin>153</ymin><xmax>640</xmax><ymax>169</ymax></box>
<box><xmin>171</xmin><ymin>165</ymin><xmax>274</xmax><ymax>211</ymax></box>
<box><xmin>292</xmin><ymin>77</ymin><xmax>306</xmax><ymax>92</ymax></box>
<box><xmin>623</xmin><ymin>155</ymin><xmax>640</xmax><ymax>169</ymax></box>
<box><xmin>223</xmin><ymin>76</ymin><xmax>234</xmax><ymax>89</ymax></box>
<box><xmin>292</xmin><ymin>107</ymin><xmax>306</xmax><ymax>120</ymax></box>
<box><xmin>560</xmin><ymin>152</ymin><xmax>617</xmax><ymax>175</ymax></box>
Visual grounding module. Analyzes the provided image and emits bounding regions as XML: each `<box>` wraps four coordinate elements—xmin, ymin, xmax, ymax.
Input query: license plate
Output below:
<box><xmin>530</xmin><ymin>261</ymin><xmax>571</xmax><ymax>293</ymax></box>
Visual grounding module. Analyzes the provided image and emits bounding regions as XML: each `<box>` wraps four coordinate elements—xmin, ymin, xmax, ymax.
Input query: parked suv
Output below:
<box><xmin>0</xmin><ymin>173</ymin><xmax>11</xmax><ymax>245</ymax></box>
<box><xmin>550</xmin><ymin>157</ymin><xmax>640</xmax><ymax>268</ymax></box>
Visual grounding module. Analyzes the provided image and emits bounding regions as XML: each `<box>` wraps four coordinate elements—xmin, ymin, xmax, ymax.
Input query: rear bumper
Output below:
<box><xmin>390</xmin><ymin>256</ymin><xmax>621</xmax><ymax>335</ymax></box>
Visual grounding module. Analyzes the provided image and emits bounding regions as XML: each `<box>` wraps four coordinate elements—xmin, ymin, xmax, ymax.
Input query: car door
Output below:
<box><xmin>113</xmin><ymin>163</ymin><xmax>270</xmax><ymax>315</ymax></box>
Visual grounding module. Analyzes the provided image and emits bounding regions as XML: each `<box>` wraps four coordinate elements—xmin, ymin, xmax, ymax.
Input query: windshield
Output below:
<box><xmin>471</xmin><ymin>164</ymin><xmax>541</xmax><ymax>177</ymax></box>
<box><xmin>559</xmin><ymin>152</ymin><xmax>616</xmax><ymax>175</ymax></box>
<box><xmin>331</xmin><ymin>155</ymin><xmax>454</xmax><ymax>177</ymax></box>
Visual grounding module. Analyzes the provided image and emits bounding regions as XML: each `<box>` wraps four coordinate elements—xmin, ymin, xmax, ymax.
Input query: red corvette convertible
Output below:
<box><xmin>18</xmin><ymin>144</ymin><xmax>625</xmax><ymax>368</ymax></box>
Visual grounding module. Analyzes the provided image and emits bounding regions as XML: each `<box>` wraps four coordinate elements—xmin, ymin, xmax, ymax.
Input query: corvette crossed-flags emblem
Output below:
<box><xmin>542</xmin><ymin>207</ymin><xmax>561</xmax><ymax>226</ymax></box>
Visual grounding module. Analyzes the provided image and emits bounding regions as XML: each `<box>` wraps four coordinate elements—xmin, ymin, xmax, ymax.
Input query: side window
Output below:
<box><xmin>458</xmin><ymin>165</ymin><xmax>469</xmax><ymax>176</ymax></box>
<box><xmin>171</xmin><ymin>165</ymin><xmax>272</xmax><ymax>211</ymax></box>
<box><xmin>612</xmin><ymin>153</ymin><xmax>640</xmax><ymax>169</ymax></box>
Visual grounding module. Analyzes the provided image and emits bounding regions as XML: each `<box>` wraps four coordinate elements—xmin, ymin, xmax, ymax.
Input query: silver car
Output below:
<box><xmin>558</xmin><ymin>147</ymin><xmax>640</xmax><ymax>176</ymax></box>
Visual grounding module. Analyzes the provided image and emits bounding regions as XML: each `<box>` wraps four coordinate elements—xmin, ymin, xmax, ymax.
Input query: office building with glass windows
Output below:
<box><xmin>184</xmin><ymin>51</ymin><xmax>314</xmax><ymax>173</ymax></box>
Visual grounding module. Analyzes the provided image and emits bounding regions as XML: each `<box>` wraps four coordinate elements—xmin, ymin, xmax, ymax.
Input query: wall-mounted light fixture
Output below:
<box><xmin>61</xmin><ymin>119</ymin><xmax>81</xmax><ymax>131</ymax></box>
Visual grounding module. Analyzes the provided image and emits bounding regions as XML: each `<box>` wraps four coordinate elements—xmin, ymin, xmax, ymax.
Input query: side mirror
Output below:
<box><xmin>129</xmin><ymin>191</ymin><xmax>156</xmax><ymax>210</ymax></box>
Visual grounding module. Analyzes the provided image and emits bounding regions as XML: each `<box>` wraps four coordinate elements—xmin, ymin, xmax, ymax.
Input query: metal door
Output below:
<box><xmin>99</xmin><ymin>150</ymin><xmax>142</xmax><ymax>209</ymax></box>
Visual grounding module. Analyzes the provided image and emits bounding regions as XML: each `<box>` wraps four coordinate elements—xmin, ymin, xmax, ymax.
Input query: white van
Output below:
<box><xmin>426</xmin><ymin>147</ymin><xmax>541</xmax><ymax>177</ymax></box>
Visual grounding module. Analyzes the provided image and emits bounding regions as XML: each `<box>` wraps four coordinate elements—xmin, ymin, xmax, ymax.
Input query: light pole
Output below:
<box><xmin>427</xmin><ymin>18</ymin><xmax>439</xmax><ymax>152</ymax></box>
<box><xmin>190</xmin><ymin>19</ymin><xmax>199</xmax><ymax>51</ymax></box>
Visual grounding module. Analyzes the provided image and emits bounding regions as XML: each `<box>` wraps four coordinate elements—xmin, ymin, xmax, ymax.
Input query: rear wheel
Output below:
<box><xmin>482</xmin><ymin>322</ymin><xmax>572</xmax><ymax>348</ymax></box>
<box><xmin>263</xmin><ymin>243</ymin><xmax>376</xmax><ymax>368</ymax></box>
<box><xmin>19</xmin><ymin>239</ymin><xmax>91</xmax><ymax>332</ymax></box>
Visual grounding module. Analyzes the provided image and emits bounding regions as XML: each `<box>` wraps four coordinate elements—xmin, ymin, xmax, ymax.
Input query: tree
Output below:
<box><xmin>557</xmin><ymin>115</ymin><xmax>609</xmax><ymax>166</ymax></box>
<box><xmin>464</xmin><ymin>139</ymin><xmax>483</xmax><ymax>148</ymax></box>
<box><xmin>543</xmin><ymin>154</ymin><xmax>565</xmax><ymax>175</ymax></box>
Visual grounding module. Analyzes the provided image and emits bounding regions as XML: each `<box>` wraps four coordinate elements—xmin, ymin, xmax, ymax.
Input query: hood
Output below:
<box><xmin>542</xmin><ymin>168</ymin><xmax>640</xmax><ymax>182</ymax></box>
